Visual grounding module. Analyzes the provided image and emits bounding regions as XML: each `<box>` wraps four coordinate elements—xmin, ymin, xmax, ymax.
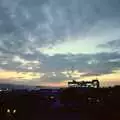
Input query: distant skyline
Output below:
<box><xmin>0</xmin><ymin>0</ymin><xmax>120</xmax><ymax>87</ymax></box>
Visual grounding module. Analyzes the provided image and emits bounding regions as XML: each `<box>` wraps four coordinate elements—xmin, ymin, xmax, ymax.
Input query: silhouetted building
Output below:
<box><xmin>68</xmin><ymin>79</ymin><xmax>100</xmax><ymax>88</ymax></box>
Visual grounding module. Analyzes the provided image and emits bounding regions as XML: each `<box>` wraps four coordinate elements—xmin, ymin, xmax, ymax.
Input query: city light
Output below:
<box><xmin>7</xmin><ymin>109</ymin><xmax>10</xmax><ymax>113</ymax></box>
<box><xmin>13</xmin><ymin>109</ymin><xmax>16</xmax><ymax>114</ymax></box>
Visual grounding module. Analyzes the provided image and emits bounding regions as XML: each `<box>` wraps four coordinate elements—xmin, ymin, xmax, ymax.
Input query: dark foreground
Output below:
<box><xmin>0</xmin><ymin>87</ymin><xmax>120</xmax><ymax>120</ymax></box>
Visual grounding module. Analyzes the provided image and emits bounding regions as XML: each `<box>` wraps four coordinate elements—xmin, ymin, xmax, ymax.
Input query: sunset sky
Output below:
<box><xmin>0</xmin><ymin>0</ymin><xmax>120</xmax><ymax>87</ymax></box>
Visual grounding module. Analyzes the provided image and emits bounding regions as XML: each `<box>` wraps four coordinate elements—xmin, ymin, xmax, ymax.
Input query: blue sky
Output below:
<box><xmin>0</xmin><ymin>0</ymin><xmax>120</xmax><ymax>87</ymax></box>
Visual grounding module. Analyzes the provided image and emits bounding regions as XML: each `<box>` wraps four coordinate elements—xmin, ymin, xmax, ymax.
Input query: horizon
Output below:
<box><xmin>0</xmin><ymin>78</ymin><xmax>120</xmax><ymax>88</ymax></box>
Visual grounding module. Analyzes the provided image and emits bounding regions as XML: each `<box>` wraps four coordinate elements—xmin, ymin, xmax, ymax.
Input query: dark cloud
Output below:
<box><xmin>19</xmin><ymin>0</ymin><xmax>48</xmax><ymax>7</ymax></box>
<box><xmin>97</xmin><ymin>39</ymin><xmax>120</xmax><ymax>52</ymax></box>
<box><xmin>38</xmin><ymin>52</ymin><xmax>120</xmax><ymax>74</ymax></box>
<box><xmin>0</xmin><ymin>49</ymin><xmax>120</xmax><ymax>83</ymax></box>
<box><xmin>1</xmin><ymin>50</ymin><xmax>120</xmax><ymax>77</ymax></box>
<box><xmin>0</xmin><ymin>3</ymin><xmax>16</xmax><ymax>34</ymax></box>
<box><xmin>20</xmin><ymin>51</ymin><xmax>48</xmax><ymax>62</ymax></box>
<box><xmin>0</xmin><ymin>62</ymin><xmax>21</xmax><ymax>71</ymax></box>
<box><xmin>80</xmin><ymin>66</ymin><xmax>117</xmax><ymax>77</ymax></box>
<box><xmin>40</xmin><ymin>72</ymin><xmax>67</xmax><ymax>83</ymax></box>
<box><xmin>81</xmin><ymin>60</ymin><xmax>120</xmax><ymax>77</ymax></box>
<box><xmin>1</xmin><ymin>0</ymin><xmax>120</xmax><ymax>54</ymax></box>
<box><xmin>81</xmin><ymin>72</ymin><xmax>109</xmax><ymax>77</ymax></box>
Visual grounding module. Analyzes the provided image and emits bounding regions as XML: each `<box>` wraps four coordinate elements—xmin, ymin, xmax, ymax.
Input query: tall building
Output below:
<box><xmin>68</xmin><ymin>79</ymin><xmax>100</xmax><ymax>88</ymax></box>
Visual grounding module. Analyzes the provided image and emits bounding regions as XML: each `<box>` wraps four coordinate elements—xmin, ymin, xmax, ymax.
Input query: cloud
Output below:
<box><xmin>38</xmin><ymin>52</ymin><xmax>120</xmax><ymax>76</ymax></box>
<box><xmin>0</xmin><ymin>0</ymin><xmax>120</xmax><ymax>55</ymax></box>
<box><xmin>40</xmin><ymin>72</ymin><xmax>68</xmax><ymax>83</ymax></box>
<box><xmin>0</xmin><ymin>3</ymin><xmax>16</xmax><ymax>34</ymax></box>
<box><xmin>0</xmin><ymin>69</ymin><xmax>43</xmax><ymax>84</ymax></box>
<box><xmin>0</xmin><ymin>0</ymin><xmax>120</xmax><ymax>85</ymax></box>
<box><xmin>97</xmin><ymin>39</ymin><xmax>120</xmax><ymax>52</ymax></box>
<box><xmin>80</xmin><ymin>70</ymin><xmax>117</xmax><ymax>77</ymax></box>
<box><xmin>1</xmin><ymin>50</ymin><xmax>120</xmax><ymax>77</ymax></box>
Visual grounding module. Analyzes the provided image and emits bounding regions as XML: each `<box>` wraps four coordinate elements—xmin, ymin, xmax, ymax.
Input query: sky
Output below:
<box><xmin>0</xmin><ymin>0</ymin><xmax>120</xmax><ymax>87</ymax></box>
